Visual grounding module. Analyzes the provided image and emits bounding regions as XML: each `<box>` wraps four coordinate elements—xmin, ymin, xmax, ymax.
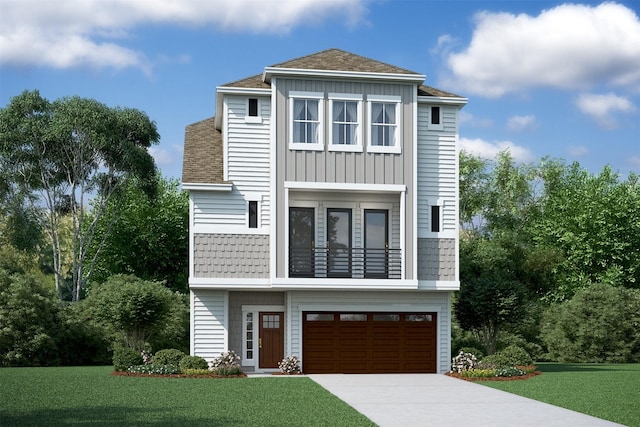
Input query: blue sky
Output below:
<box><xmin>1</xmin><ymin>0</ymin><xmax>639</xmax><ymax>180</ymax></box>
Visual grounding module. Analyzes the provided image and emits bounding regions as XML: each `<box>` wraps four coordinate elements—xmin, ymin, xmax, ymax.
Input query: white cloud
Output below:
<box><xmin>575</xmin><ymin>92</ymin><xmax>637</xmax><ymax>129</ymax></box>
<box><xmin>459</xmin><ymin>111</ymin><xmax>493</xmax><ymax>128</ymax></box>
<box><xmin>444</xmin><ymin>3</ymin><xmax>640</xmax><ymax>97</ymax></box>
<box><xmin>630</xmin><ymin>156</ymin><xmax>640</xmax><ymax>169</ymax></box>
<box><xmin>459</xmin><ymin>137</ymin><xmax>534</xmax><ymax>163</ymax></box>
<box><xmin>507</xmin><ymin>114</ymin><xmax>537</xmax><ymax>131</ymax></box>
<box><xmin>566</xmin><ymin>145</ymin><xmax>589</xmax><ymax>157</ymax></box>
<box><xmin>149</xmin><ymin>144</ymin><xmax>184</xmax><ymax>168</ymax></box>
<box><xmin>0</xmin><ymin>0</ymin><xmax>368</xmax><ymax>72</ymax></box>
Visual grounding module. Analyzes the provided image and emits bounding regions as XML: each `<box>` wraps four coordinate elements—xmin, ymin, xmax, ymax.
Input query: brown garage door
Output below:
<box><xmin>302</xmin><ymin>312</ymin><xmax>437</xmax><ymax>374</ymax></box>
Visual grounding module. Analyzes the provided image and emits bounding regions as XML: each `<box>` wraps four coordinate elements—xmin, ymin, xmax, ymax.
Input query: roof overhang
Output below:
<box><xmin>263</xmin><ymin>67</ymin><xmax>426</xmax><ymax>84</ymax></box>
<box><xmin>417</xmin><ymin>95</ymin><xmax>468</xmax><ymax>107</ymax></box>
<box><xmin>181</xmin><ymin>183</ymin><xmax>233</xmax><ymax>192</ymax></box>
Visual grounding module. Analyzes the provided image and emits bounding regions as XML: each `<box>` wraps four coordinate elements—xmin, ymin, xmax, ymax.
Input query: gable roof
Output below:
<box><xmin>220</xmin><ymin>48</ymin><xmax>463</xmax><ymax>98</ymax></box>
<box><xmin>182</xmin><ymin>117</ymin><xmax>226</xmax><ymax>185</ymax></box>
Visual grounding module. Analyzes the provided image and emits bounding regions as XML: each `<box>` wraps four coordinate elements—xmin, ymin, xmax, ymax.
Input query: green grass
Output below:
<box><xmin>483</xmin><ymin>363</ymin><xmax>640</xmax><ymax>427</ymax></box>
<box><xmin>0</xmin><ymin>366</ymin><xmax>375</xmax><ymax>426</ymax></box>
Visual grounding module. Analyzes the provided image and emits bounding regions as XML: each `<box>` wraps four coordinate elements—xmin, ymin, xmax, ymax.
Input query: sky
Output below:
<box><xmin>1</xmin><ymin>0</ymin><xmax>639</xmax><ymax>180</ymax></box>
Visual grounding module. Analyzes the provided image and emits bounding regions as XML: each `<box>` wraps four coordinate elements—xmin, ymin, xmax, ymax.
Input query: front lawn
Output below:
<box><xmin>0</xmin><ymin>366</ymin><xmax>375</xmax><ymax>426</ymax></box>
<box><xmin>483</xmin><ymin>363</ymin><xmax>640</xmax><ymax>427</ymax></box>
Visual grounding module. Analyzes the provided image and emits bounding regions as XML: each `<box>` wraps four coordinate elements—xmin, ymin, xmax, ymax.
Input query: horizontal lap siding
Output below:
<box><xmin>192</xmin><ymin>191</ymin><xmax>246</xmax><ymax>226</ymax></box>
<box><xmin>192</xmin><ymin>290</ymin><xmax>227</xmax><ymax>361</ymax></box>
<box><xmin>288</xmin><ymin>290</ymin><xmax>452</xmax><ymax>373</ymax></box>
<box><xmin>417</xmin><ymin>104</ymin><xmax>457</xmax><ymax>235</ymax></box>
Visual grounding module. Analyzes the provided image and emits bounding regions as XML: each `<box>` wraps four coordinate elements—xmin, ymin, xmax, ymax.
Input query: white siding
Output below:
<box><xmin>192</xmin><ymin>190</ymin><xmax>246</xmax><ymax>227</ymax></box>
<box><xmin>192</xmin><ymin>290</ymin><xmax>228</xmax><ymax>361</ymax></box>
<box><xmin>288</xmin><ymin>290</ymin><xmax>452</xmax><ymax>373</ymax></box>
<box><xmin>417</xmin><ymin>104</ymin><xmax>458</xmax><ymax>236</ymax></box>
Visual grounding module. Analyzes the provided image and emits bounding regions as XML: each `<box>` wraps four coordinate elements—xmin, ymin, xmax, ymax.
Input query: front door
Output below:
<box><xmin>259</xmin><ymin>312</ymin><xmax>284</xmax><ymax>369</ymax></box>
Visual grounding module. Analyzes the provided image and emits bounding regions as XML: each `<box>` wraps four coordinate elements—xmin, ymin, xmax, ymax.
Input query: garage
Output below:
<box><xmin>302</xmin><ymin>312</ymin><xmax>437</xmax><ymax>374</ymax></box>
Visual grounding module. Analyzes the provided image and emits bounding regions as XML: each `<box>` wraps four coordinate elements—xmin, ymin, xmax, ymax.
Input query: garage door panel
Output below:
<box><xmin>303</xmin><ymin>311</ymin><xmax>437</xmax><ymax>374</ymax></box>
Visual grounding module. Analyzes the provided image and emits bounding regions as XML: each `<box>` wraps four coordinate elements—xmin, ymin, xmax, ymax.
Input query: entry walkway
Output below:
<box><xmin>308</xmin><ymin>374</ymin><xmax>624</xmax><ymax>427</ymax></box>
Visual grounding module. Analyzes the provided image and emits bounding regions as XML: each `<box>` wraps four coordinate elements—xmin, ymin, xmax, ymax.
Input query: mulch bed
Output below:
<box><xmin>445</xmin><ymin>371</ymin><xmax>541</xmax><ymax>382</ymax></box>
<box><xmin>111</xmin><ymin>371</ymin><xmax>247</xmax><ymax>378</ymax></box>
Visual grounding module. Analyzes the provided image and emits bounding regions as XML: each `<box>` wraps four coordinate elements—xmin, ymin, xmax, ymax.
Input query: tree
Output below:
<box><xmin>0</xmin><ymin>90</ymin><xmax>159</xmax><ymax>301</ymax></box>
<box><xmin>85</xmin><ymin>275</ymin><xmax>186</xmax><ymax>351</ymax></box>
<box><xmin>87</xmin><ymin>176</ymin><xmax>189</xmax><ymax>293</ymax></box>
<box><xmin>454</xmin><ymin>236</ymin><xmax>527</xmax><ymax>354</ymax></box>
<box><xmin>541</xmin><ymin>284</ymin><xmax>640</xmax><ymax>362</ymax></box>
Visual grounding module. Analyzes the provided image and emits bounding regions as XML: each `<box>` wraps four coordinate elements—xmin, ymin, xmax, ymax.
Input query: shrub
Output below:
<box><xmin>127</xmin><ymin>364</ymin><xmax>180</xmax><ymax>375</ymax></box>
<box><xmin>497</xmin><ymin>345</ymin><xmax>532</xmax><ymax>366</ymax></box>
<box><xmin>451</xmin><ymin>351</ymin><xmax>478</xmax><ymax>373</ymax></box>
<box><xmin>496</xmin><ymin>366</ymin><xmax>526</xmax><ymax>377</ymax></box>
<box><xmin>458</xmin><ymin>347</ymin><xmax>485</xmax><ymax>360</ymax></box>
<box><xmin>181</xmin><ymin>368</ymin><xmax>211</xmax><ymax>376</ymax></box>
<box><xmin>541</xmin><ymin>284</ymin><xmax>640</xmax><ymax>363</ymax></box>
<box><xmin>152</xmin><ymin>348</ymin><xmax>186</xmax><ymax>366</ymax></box>
<box><xmin>113</xmin><ymin>346</ymin><xmax>143</xmax><ymax>371</ymax></box>
<box><xmin>459</xmin><ymin>368</ymin><xmax>497</xmax><ymax>378</ymax></box>
<box><xmin>179</xmin><ymin>355</ymin><xmax>208</xmax><ymax>371</ymax></box>
<box><xmin>278</xmin><ymin>356</ymin><xmax>301</xmax><ymax>374</ymax></box>
<box><xmin>209</xmin><ymin>350</ymin><xmax>242</xmax><ymax>376</ymax></box>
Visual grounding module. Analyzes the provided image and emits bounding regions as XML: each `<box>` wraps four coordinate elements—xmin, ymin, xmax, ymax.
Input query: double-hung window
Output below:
<box><xmin>329</xmin><ymin>93</ymin><xmax>363</xmax><ymax>152</ymax></box>
<box><xmin>289</xmin><ymin>91</ymin><xmax>324</xmax><ymax>150</ymax></box>
<box><xmin>368</xmin><ymin>95</ymin><xmax>401</xmax><ymax>153</ymax></box>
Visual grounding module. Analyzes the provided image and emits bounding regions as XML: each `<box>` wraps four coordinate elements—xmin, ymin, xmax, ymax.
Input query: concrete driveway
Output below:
<box><xmin>308</xmin><ymin>374</ymin><xmax>624</xmax><ymax>427</ymax></box>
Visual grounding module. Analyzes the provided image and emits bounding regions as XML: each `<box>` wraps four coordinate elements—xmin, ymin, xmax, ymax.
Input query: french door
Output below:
<box><xmin>289</xmin><ymin>207</ymin><xmax>315</xmax><ymax>277</ymax></box>
<box><xmin>364</xmin><ymin>209</ymin><xmax>388</xmax><ymax>278</ymax></box>
<box><xmin>327</xmin><ymin>208</ymin><xmax>352</xmax><ymax>277</ymax></box>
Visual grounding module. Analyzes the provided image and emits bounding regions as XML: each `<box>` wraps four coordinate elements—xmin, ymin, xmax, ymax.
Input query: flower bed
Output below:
<box><xmin>445</xmin><ymin>369</ymin><xmax>541</xmax><ymax>382</ymax></box>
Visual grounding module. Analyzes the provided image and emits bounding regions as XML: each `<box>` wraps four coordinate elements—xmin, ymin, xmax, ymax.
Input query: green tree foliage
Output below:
<box><xmin>87</xmin><ymin>176</ymin><xmax>189</xmax><ymax>293</ymax></box>
<box><xmin>0</xmin><ymin>269</ymin><xmax>61</xmax><ymax>366</ymax></box>
<box><xmin>0</xmin><ymin>90</ymin><xmax>159</xmax><ymax>301</ymax></box>
<box><xmin>455</xmin><ymin>236</ymin><xmax>527</xmax><ymax>354</ymax></box>
<box><xmin>541</xmin><ymin>284</ymin><xmax>640</xmax><ymax>363</ymax></box>
<box><xmin>85</xmin><ymin>275</ymin><xmax>187</xmax><ymax>351</ymax></box>
<box><xmin>534</xmin><ymin>161</ymin><xmax>640</xmax><ymax>300</ymax></box>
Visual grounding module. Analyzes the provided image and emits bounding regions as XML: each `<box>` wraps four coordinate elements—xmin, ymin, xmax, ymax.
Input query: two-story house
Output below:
<box><xmin>181</xmin><ymin>49</ymin><xmax>467</xmax><ymax>374</ymax></box>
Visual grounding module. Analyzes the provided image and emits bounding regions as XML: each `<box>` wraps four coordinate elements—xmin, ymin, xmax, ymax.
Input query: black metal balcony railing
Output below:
<box><xmin>289</xmin><ymin>247</ymin><xmax>402</xmax><ymax>279</ymax></box>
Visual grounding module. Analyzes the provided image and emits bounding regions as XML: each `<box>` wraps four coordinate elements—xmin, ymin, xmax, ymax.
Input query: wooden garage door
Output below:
<box><xmin>302</xmin><ymin>312</ymin><xmax>437</xmax><ymax>374</ymax></box>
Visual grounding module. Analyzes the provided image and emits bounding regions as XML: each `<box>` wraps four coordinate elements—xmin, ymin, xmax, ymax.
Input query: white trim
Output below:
<box><xmin>417</xmin><ymin>280</ymin><xmax>460</xmax><ymax>291</ymax></box>
<box><xmin>272</xmin><ymin>278</ymin><xmax>418</xmax><ymax>289</ymax></box>
<box><xmin>192</xmin><ymin>224</ymin><xmax>269</xmax><ymax>235</ymax></box>
<box><xmin>285</xmin><ymin>181</ymin><xmax>406</xmax><ymax>193</ymax></box>
<box><xmin>244</xmin><ymin>97</ymin><xmax>262</xmax><ymax>124</ymax></box>
<box><xmin>189</xmin><ymin>196</ymin><xmax>195</xmax><ymax>280</ymax></box>
<box><xmin>223</xmin><ymin>98</ymin><xmax>229</xmax><ymax>181</ymax></box>
<box><xmin>263</xmin><ymin>67</ymin><xmax>425</xmax><ymax>84</ymax></box>
<box><xmin>182</xmin><ymin>183</ymin><xmax>232</xmax><ymax>191</ymax></box>
<box><xmin>189</xmin><ymin>290</ymin><xmax>195</xmax><ymax>355</ymax></box>
<box><xmin>367</xmin><ymin>96</ymin><xmax>402</xmax><ymax>154</ymax></box>
<box><xmin>270</xmin><ymin>78</ymin><xmax>277</xmax><ymax>282</ymax></box>
<box><xmin>217</xmin><ymin>86</ymin><xmax>271</xmax><ymax>95</ymax></box>
<box><xmin>189</xmin><ymin>278</ymin><xmax>272</xmax><ymax>288</ymax></box>
<box><xmin>297</xmin><ymin>303</ymin><xmax>443</xmax><ymax>312</ymax></box>
<box><xmin>412</xmin><ymin>84</ymin><xmax>418</xmax><ymax>282</ymax></box>
<box><xmin>417</xmin><ymin>96</ymin><xmax>468</xmax><ymax>106</ymax></box>
<box><xmin>289</xmin><ymin>92</ymin><xmax>324</xmax><ymax>151</ymax></box>
<box><xmin>328</xmin><ymin>93</ymin><xmax>363</xmax><ymax>152</ymax></box>
<box><xmin>427</xmin><ymin>105</ymin><xmax>444</xmax><ymax>131</ymax></box>
<box><xmin>241</xmin><ymin>304</ymin><xmax>286</xmax><ymax>369</ymax></box>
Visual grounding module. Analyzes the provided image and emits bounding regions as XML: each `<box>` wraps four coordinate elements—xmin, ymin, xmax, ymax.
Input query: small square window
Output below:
<box><xmin>248</xmin><ymin>98</ymin><xmax>258</xmax><ymax>117</ymax></box>
<box><xmin>248</xmin><ymin>201</ymin><xmax>258</xmax><ymax>229</ymax></box>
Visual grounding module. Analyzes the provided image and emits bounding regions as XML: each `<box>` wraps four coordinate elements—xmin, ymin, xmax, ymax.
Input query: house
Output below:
<box><xmin>181</xmin><ymin>49</ymin><xmax>467</xmax><ymax>374</ymax></box>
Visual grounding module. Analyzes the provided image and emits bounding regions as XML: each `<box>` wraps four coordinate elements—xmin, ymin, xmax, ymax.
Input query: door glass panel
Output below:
<box><xmin>373</xmin><ymin>314</ymin><xmax>400</xmax><ymax>321</ymax></box>
<box><xmin>364</xmin><ymin>209</ymin><xmax>388</xmax><ymax>278</ymax></box>
<box><xmin>327</xmin><ymin>208</ymin><xmax>352</xmax><ymax>277</ymax></box>
<box><xmin>289</xmin><ymin>207</ymin><xmax>315</xmax><ymax>277</ymax></box>
<box><xmin>306</xmin><ymin>313</ymin><xmax>334</xmax><ymax>321</ymax></box>
<box><xmin>340</xmin><ymin>313</ymin><xmax>367</xmax><ymax>321</ymax></box>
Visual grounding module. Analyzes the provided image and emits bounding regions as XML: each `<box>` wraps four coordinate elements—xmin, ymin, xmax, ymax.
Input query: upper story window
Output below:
<box><xmin>428</xmin><ymin>105</ymin><xmax>443</xmax><ymax>131</ymax></box>
<box><xmin>289</xmin><ymin>91</ymin><xmax>324</xmax><ymax>151</ymax></box>
<box><xmin>329</xmin><ymin>93</ymin><xmax>363</xmax><ymax>152</ymax></box>
<box><xmin>368</xmin><ymin>95</ymin><xmax>401</xmax><ymax>154</ymax></box>
<box><xmin>245</xmin><ymin>98</ymin><xmax>262</xmax><ymax>123</ymax></box>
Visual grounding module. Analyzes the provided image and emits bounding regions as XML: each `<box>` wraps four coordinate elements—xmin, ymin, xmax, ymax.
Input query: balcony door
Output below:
<box><xmin>289</xmin><ymin>207</ymin><xmax>315</xmax><ymax>277</ymax></box>
<box><xmin>327</xmin><ymin>208</ymin><xmax>352</xmax><ymax>278</ymax></box>
<box><xmin>364</xmin><ymin>209</ymin><xmax>388</xmax><ymax>278</ymax></box>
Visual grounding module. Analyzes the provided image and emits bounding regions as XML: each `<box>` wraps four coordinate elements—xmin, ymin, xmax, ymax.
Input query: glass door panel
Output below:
<box><xmin>289</xmin><ymin>207</ymin><xmax>315</xmax><ymax>277</ymax></box>
<box><xmin>364</xmin><ymin>209</ymin><xmax>388</xmax><ymax>278</ymax></box>
<box><xmin>327</xmin><ymin>208</ymin><xmax>352</xmax><ymax>277</ymax></box>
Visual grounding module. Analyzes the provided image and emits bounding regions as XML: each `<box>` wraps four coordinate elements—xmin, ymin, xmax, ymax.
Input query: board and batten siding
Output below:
<box><xmin>416</xmin><ymin>103</ymin><xmax>458</xmax><ymax>236</ymax></box>
<box><xmin>191</xmin><ymin>290</ymin><xmax>227</xmax><ymax>361</ymax></box>
<box><xmin>288</xmin><ymin>290</ymin><xmax>452</xmax><ymax>373</ymax></box>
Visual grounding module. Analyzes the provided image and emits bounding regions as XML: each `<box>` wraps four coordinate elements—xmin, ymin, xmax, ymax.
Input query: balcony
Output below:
<box><xmin>289</xmin><ymin>246</ymin><xmax>402</xmax><ymax>279</ymax></box>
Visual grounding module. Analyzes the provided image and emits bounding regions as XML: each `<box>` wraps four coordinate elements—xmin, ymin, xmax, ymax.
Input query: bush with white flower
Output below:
<box><xmin>209</xmin><ymin>350</ymin><xmax>242</xmax><ymax>376</ymax></box>
<box><xmin>451</xmin><ymin>351</ymin><xmax>478</xmax><ymax>373</ymax></box>
<box><xmin>278</xmin><ymin>355</ymin><xmax>301</xmax><ymax>374</ymax></box>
